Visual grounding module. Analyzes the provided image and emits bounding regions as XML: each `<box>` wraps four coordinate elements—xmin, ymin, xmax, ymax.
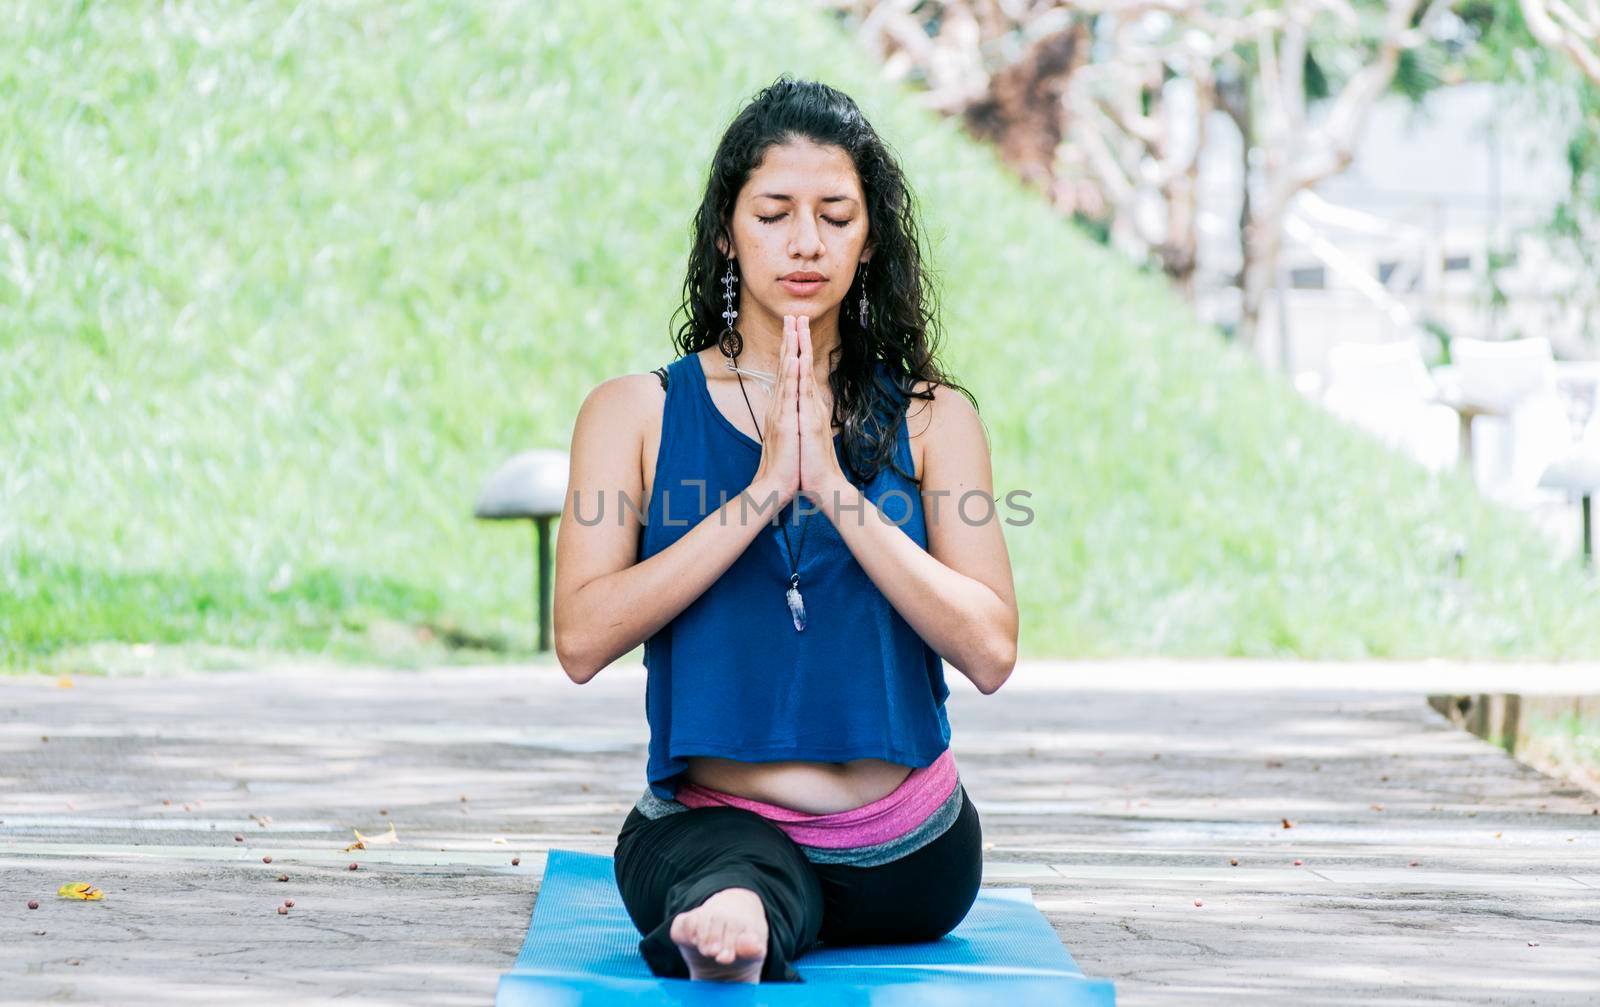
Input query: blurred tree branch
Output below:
<box><xmin>1518</xmin><ymin>0</ymin><xmax>1600</xmax><ymax>85</ymax></box>
<box><xmin>821</xmin><ymin>0</ymin><xmax>1593</xmax><ymax>357</ymax></box>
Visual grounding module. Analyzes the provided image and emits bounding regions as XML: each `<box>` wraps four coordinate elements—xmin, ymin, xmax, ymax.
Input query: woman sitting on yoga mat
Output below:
<box><xmin>552</xmin><ymin>74</ymin><xmax>1019</xmax><ymax>985</ymax></box>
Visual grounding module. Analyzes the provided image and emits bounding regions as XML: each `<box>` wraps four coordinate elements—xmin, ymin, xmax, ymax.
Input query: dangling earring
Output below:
<box><xmin>857</xmin><ymin>260</ymin><xmax>870</xmax><ymax>328</ymax></box>
<box><xmin>718</xmin><ymin>258</ymin><xmax>776</xmax><ymax>391</ymax></box>
<box><xmin>718</xmin><ymin>259</ymin><xmax>743</xmax><ymax>358</ymax></box>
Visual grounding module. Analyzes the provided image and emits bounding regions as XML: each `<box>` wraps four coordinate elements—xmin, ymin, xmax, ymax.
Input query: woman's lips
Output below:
<box><xmin>780</xmin><ymin>278</ymin><xmax>826</xmax><ymax>296</ymax></box>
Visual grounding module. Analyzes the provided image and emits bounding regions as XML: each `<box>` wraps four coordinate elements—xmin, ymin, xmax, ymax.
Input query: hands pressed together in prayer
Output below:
<box><xmin>752</xmin><ymin>314</ymin><xmax>849</xmax><ymax>510</ymax></box>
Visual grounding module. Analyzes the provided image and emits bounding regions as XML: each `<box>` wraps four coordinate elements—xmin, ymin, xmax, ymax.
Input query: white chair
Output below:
<box><xmin>1447</xmin><ymin>337</ymin><xmax>1572</xmax><ymax>506</ymax></box>
<box><xmin>1319</xmin><ymin>340</ymin><xmax>1459</xmax><ymax>473</ymax></box>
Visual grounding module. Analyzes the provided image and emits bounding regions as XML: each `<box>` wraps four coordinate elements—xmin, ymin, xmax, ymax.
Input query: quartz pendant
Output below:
<box><xmin>785</xmin><ymin>582</ymin><xmax>807</xmax><ymax>632</ymax></box>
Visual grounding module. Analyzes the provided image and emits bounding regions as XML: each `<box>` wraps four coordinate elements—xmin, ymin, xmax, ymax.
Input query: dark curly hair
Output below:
<box><xmin>669</xmin><ymin>74</ymin><xmax>977</xmax><ymax>487</ymax></box>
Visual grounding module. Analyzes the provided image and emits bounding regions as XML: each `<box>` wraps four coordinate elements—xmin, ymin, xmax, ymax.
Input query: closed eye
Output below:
<box><xmin>757</xmin><ymin>213</ymin><xmax>851</xmax><ymax>228</ymax></box>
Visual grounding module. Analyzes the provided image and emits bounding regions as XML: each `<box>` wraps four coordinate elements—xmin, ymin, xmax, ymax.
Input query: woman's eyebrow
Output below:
<box><xmin>755</xmin><ymin>193</ymin><xmax>859</xmax><ymax>205</ymax></box>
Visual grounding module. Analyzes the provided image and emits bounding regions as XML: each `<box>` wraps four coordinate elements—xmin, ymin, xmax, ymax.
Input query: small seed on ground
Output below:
<box><xmin>1293</xmin><ymin>859</ymin><xmax>1304</xmax><ymax>866</ymax></box>
<box><xmin>233</xmin><ymin>834</ymin><xmax>243</xmax><ymax>842</ymax></box>
<box><xmin>262</xmin><ymin>855</ymin><xmax>272</xmax><ymax>863</ymax></box>
<box><xmin>277</xmin><ymin>905</ymin><xmax>288</xmax><ymax>915</ymax></box>
<box><xmin>1229</xmin><ymin>858</ymin><xmax>1238</xmax><ymax>867</ymax></box>
<box><xmin>348</xmin><ymin>862</ymin><xmax>359</xmax><ymax>871</ymax></box>
<box><xmin>284</xmin><ymin>898</ymin><xmax>295</xmax><ymax>908</ymax></box>
<box><xmin>511</xmin><ymin>857</ymin><xmax>520</xmax><ymax>866</ymax></box>
<box><xmin>27</xmin><ymin>900</ymin><xmax>39</xmax><ymax>909</ymax></box>
<box><xmin>277</xmin><ymin>874</ymin><xmax>288</xmax><ymax>882</ymax></box>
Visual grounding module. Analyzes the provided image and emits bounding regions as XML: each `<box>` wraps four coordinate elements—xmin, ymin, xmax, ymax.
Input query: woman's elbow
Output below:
<box><xmin>553</xmin><ymin>613</ymin><xmax>598</xmax><ymax>685</ymax></box>
<box><xmin>554</xmin><ymin>639</ymin><xmax>593</xmax><ymax>685</ymax></box>
<box><xmin>975</xmin><ymin>632</ymin><xmax>1017</xmax><ymax>695</ymax></box>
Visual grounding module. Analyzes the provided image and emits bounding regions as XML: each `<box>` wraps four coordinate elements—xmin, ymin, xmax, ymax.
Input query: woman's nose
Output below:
<box><xmin>788</xmin><ymin>216</ymin><xmax>824</xmax><ymax>256</ymax></box>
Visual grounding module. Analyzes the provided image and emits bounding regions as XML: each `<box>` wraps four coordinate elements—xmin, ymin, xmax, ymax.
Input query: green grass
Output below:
<box><xmin>3</xmin><ymin>0</ymin><xmax>1599</xmax><ymax>672</ymax></box>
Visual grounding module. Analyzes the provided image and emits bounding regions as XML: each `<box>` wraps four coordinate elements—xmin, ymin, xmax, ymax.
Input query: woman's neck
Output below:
<box><xmin>725</xmin><ymin>307</ymin><xmax>840</xmax><ymax>380</ymax></box>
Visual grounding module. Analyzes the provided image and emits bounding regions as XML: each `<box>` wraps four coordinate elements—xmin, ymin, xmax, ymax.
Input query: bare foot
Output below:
<box><xmin>669</xmin><ymin>886</ymin><xmax>769</xmax><ymax>983</ymax></box>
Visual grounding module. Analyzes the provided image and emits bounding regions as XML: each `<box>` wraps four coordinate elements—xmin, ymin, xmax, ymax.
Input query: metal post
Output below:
<box><xmin>535</xmin><ymin>516</ymin><xmax>553</xmax><ymax>652</ymax></box>
<box><xmin>1583</xmin><ymin>495</ymin><xmax>1593</xmax><ymax>570</ymax></box>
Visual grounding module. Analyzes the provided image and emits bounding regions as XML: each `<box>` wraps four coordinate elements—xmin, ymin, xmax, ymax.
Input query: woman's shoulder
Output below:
<box><xmin>582</xmin><ymin>370</ymin><xmax>667</xmax><ymax>409</ymax></box>
<box><xmin>573</xmin><ymin>369</ymin><xmax>669</xmax><ymax>444</ymax></box>
<box><xmin>901</xmin><ymin>377</ymin><xmax>988</xmax><ymax>485</ymax></box>
<box><xmin>903</xmin><ymin>378</ymin><xmax>971</xmax><ymax>436</ymax></box>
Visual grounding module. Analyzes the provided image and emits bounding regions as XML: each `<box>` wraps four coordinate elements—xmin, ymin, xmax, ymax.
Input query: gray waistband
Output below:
<box><xmin>632</xmin><ymin>777</ymin><xmax>965</xmax><ymax>868</ymax></box>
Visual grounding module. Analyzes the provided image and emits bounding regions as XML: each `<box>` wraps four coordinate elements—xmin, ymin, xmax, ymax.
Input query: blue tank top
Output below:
<box><xmin>638</xmin><ymin>352</ymin><xmax>952</xmax><ymax>800</ymax></box>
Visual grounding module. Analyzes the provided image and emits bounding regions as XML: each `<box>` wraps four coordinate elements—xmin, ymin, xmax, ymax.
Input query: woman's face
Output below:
<box><xmin>719</xmin><ymin>138</ymin><xmax>873</xmax><ymax>328</ymax></box>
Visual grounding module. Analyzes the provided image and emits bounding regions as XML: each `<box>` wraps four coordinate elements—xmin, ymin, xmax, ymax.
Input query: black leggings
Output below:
<box><xmin>612</xmin><ymin>783</ymin><xmax>983</xmax><ymax>983</ymax></box>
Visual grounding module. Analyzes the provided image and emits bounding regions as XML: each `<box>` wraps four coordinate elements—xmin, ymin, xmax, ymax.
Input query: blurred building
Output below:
<box><xmin>1191</xmin><ymin>82</ymin><xmax>1595</xmax><ymax>553</ymax></box>
<box><xmin>1273</xmin><ymin>83</ymin><xmax>1580</xmax><ymax>375</ymax></box>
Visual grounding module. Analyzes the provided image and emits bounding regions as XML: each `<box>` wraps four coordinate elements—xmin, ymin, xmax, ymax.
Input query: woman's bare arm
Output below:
<box><xmin>812</xmin><ymin>383</ymin><xmax>1019</xmax><ymax>694</ymax></box>
<box><xmin>552</xmin><ymin>375</ymin><xmax>792</xmax><ymax>684</ymax></box>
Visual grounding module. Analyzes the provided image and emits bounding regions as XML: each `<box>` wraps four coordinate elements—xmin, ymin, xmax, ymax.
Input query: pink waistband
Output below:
<box><xmin>672</xmin><ymin>748</ymin><xmax>958</xmax><ymax>849</ymax></box>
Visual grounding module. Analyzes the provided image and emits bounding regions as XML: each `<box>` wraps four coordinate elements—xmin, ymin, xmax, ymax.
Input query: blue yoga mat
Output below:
<box><xmin>497</xmin><ymin>848</ymin><xmax>1116</xmax><ymax>1006</ymax></box>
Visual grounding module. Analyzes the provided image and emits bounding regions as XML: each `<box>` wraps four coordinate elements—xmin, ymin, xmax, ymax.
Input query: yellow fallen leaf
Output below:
<box><xmin>57</xmin><ymin>882</ymin><xmax>103</xmax><ymax>901</ymax></box>
<box><xmin>56</xmin><ymin>676</ymin><xmax>74</xmax><ymax>689</ymax></box>
<box><xmin>343</xmin><ymin>821</ymin><xmax>399</xmax><ymax>852</ymax></box>
<box><xmin>492</xmin><ymin>837</ymin><xmax>508</xmax><ymax>845</ymax></box>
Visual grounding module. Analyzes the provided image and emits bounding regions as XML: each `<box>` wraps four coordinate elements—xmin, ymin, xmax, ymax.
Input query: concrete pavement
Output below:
<box><xmin>3</xmin><ymin>660</ymin><xmax>1597</xmax><ymax>1004</ymax></box>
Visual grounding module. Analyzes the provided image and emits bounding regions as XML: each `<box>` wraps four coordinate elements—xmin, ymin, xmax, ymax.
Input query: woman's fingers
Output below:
<box><xmin>774</xmin><ymin>317</ymin><xmax>794</xmax><ymax>427</ymax></box>
<box><xmin>785</xmin><ymin>316</ymin><xmax>798</xmax><ymax>412</ymax></box>
<box><xmin>799</xmin><ymin>318</ymin><xmax>818</xmax><ymax>441</ymax></box>
<box><xmin>798</xmin><ymin>316</ymin><xmax>811</xmax><ymax>397</ymax></box>
<box><xmin>782</xmin><ymin>316</ymin><xmax>794</xmax><ymax>392</ymax></box>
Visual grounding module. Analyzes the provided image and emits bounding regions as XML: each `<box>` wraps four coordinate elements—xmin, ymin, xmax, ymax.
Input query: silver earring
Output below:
<box><xmin>857</xmin><ymin>261</ymin><xmax>870</xmax><ymax>326</ymax></box>
<box><xmin>718</xmin><ymin>260</ymin><xmax>742</xmax><ymax>358</ymax></box>
<box><xmin>718</xmin><ymin>259</ymin><xmax>775</xmax><ymax>390</ymax></box>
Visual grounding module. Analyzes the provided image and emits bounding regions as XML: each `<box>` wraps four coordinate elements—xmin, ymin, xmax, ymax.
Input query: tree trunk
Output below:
<box><xmin>960</xmin><ymin>25</ymin><xmax>1089</xmax><ymax>197</ymax></box>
